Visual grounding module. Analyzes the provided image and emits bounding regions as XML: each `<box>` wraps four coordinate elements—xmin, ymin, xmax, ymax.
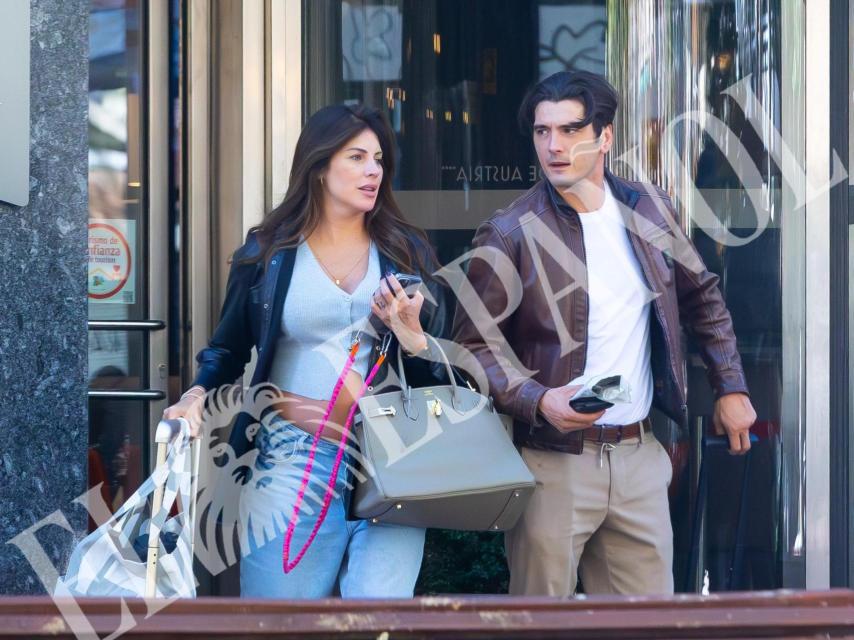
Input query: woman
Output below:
<box><xmin>162</xmin><ymin>104</ymin><xmax>450</xmax><ymax>598</ymax></box>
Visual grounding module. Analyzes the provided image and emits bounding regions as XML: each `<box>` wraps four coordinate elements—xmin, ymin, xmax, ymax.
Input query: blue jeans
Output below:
<box><xmin>239</xmin><ymin>416</ymin><xmax>425</xmax><ymax>598</ymax></box>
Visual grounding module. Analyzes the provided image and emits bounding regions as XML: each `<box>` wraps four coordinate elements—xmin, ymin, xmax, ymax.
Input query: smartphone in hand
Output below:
<box><xmin>569</xmin><ymin>396</ymin><xmax>614</xmax><ymax>414</ymax></box>
<box><xmin>386</xmin><ymin>272</ymin><xmax>422</xmax><ymax>298</ymax></box>
<box><xmin>568</xmin><ymin>375</ymin><xmax>626</xmax><ymax>414</ymax></box>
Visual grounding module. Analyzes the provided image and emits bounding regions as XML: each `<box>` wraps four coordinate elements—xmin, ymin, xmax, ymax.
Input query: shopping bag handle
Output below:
<box><xmin>151</xmin><ymin>418</ymin><xmax>199</xmax><ymax>529</ymax></box>
<box><xmin>110</xmin><ymin>422</ymin><xmax>192</xmax><ymax>540</ymax></box>
<box><xmin>155</xmin><ymin>417</ymin><xmax>189</xmax><ymax>445</ymax></box>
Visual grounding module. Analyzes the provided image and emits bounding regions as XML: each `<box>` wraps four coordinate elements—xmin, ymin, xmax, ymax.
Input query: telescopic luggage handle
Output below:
<box><xmin>145</xmin><ymin>418</ymin><xmax>199</xmax><ymax>598</ymax></box>
<box><xmin>685</xmin><ymin>431</ymin><xmax>759</xmax><ymax>593</ymax></box>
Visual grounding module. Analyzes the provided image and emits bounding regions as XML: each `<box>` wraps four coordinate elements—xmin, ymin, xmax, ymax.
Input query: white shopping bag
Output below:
<box><xmin>55</xmin><ymin>419</ymin><xmax>200</xmax><ymax>599</ymax></box>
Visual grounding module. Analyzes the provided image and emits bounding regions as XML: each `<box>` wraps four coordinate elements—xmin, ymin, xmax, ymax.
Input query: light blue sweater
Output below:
<box><xmin>267</xmin><ymin>241</ymin><xmax>380</xmax><ymax>399</ymax></box>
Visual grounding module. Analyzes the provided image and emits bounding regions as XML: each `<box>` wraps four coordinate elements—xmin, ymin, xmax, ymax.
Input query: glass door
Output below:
<box><xmin>86</xmin><ymin>0</ymin><xmax>179</xmax><ymax>525</ymax></box>
<box><xmin>608</xmin><ymin>0</ymin><xmax>804</xmax><ymax>590</ymax></box>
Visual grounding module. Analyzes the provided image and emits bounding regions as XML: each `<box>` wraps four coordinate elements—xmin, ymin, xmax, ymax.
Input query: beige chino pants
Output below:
<box><xmin>505</xmin><ymin>434</ymin><xmax>674</xmax><ymax>596</ymax></box>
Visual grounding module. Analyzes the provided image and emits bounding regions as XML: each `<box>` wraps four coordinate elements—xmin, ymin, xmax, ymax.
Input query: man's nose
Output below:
<box><xmin>547</xmin><ymin>134</ymin><xmax>562</xmax><ymax>155</ymax></box>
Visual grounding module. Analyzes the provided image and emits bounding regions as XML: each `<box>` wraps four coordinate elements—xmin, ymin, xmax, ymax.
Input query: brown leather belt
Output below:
<box><xmin>581</xmin><ymin>418</ymin><xmax>652</xmax><ymax>444</ymax></box>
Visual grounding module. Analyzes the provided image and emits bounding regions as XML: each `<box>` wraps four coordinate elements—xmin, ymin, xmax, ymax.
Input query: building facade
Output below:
<box><xmin>1</xmin><ymin>0</ymin><xmax>852</xmax><ymax>595</ymax></box>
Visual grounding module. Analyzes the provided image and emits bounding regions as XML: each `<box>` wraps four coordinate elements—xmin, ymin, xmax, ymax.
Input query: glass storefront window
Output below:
<box><xmin>305</xmin><ymin>0</ymin><xmax>607</xmax><ymax>267</ymax></box>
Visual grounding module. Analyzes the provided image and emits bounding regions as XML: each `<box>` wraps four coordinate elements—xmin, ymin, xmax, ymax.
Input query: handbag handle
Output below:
<box><xmin>111</xmin><ymin>421</ymin><xmax>191</xmax><ymax>536</ymax></box>
<box><xmin>396</xmin><ymin>333</ymin><xmax>461</xmax><ymax>407</ymax></box>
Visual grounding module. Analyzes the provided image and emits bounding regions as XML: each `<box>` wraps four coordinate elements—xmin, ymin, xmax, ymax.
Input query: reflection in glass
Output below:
<box><xmin>88</xmin><ymin>329</ymin><xmax>145</xmax><ymax>384</ymax></box>
<box><xmin>609</xmin><ymin>0</ymin><xmax>798</xmax><ymax>590</ymax></box>
<box><xmin>87</xmin><ymin>0</ymin><xmax>147</xmax><ymax>525</ymax></box>
<box><xmin>341</xmin><ymin>3</ymin><xmax>403</xmax><ymax>82</ymax></box>
<box><xmin>88</xmin><ymin>0</ymin><xmax>145</xmax><ymax>321</ymax></box>
<box><xmin>306</xmin><ymin>0</ymin><xmax>607</xmax><ymax>268</ymax></box>
<box><xmin>538</xmin><ymin>5</ymin><xmax>607</xmax><ymax>78</ymax></box>
<box><xmin>88</xmin><ymin>366</ymin><xmax>146</xmax><ymax>521</ymax></box>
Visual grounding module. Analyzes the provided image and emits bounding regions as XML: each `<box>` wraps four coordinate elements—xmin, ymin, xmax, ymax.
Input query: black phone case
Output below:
<box><xmin>386</xmin><ymin>272</ymin><xmax>422</xmax><ymax>296</ymax></box>
<box><xmin>569</xmin><ymin>396</ymin><xmax>614</xmax><ymax>414</ymax></box>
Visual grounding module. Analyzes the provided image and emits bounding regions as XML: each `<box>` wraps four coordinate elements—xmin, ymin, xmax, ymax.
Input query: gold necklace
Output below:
<box><xmin>310</xmin><ymin>242</ymin><xmax>370</xmax><ymax>287</ymax></box>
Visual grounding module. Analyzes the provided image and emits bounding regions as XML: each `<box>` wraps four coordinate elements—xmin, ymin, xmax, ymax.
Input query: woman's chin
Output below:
<box><xmin>355</xmin><ymin>196</ymin><xmax>378</xmax><ymax>212</ymax></box>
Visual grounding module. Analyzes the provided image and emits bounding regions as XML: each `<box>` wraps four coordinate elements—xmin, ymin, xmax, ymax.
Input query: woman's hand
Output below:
<box><xmin>162</xmin><ymin>385</ymin><xmax>206</xmax><ymax>439</ymax></box>
<box><xmin>371</xmin><ymin>273</ymin><xmax>428</xmax><ymax>355</ymax></box>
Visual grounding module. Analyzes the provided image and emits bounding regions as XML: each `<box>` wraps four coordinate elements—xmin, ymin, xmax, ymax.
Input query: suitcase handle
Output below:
<box><xmin>685</xmin><ymin>431</ymin><xmax>759</xmax><ymax>592</ymax></box>
<box><xmin>146</xmin><ymin>418</ymin><xmax>199</xmax><ymax>598</ymax></box>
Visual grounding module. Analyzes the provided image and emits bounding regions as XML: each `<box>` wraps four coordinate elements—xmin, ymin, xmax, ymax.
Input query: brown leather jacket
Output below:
<box><xmin>452</xmin><ymin>169</ymin><xmax>749</xmax><ymax>454</ymax></box>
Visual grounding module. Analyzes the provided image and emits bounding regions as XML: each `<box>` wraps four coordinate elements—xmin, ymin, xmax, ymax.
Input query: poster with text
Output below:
<box><xmin>88</xmin><ymin>219</ymin><xmax>136</xmax><ymax>304</ymax></box>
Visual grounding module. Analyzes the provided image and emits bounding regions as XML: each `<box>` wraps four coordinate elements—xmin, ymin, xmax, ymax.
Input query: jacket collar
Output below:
<box><xmin>378</xmin><ymin>252</ymin><xmax>395</xmax><ymax>277</ymax></box>
<box><xmin>544</xmin><ymin>166</ymin><xmax>640</xmax><ymax>215</ymax></box>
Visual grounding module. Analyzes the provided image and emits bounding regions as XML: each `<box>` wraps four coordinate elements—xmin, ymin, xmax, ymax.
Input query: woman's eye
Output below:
<box><xmin>350</xmin><ymin>154</ymin><xmax>362</xmax><ymax>161</ymax></box>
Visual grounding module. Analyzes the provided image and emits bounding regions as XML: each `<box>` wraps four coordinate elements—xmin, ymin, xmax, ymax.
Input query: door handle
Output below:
<box><xmin>87</xmin><ymin>321</ymin><xmax>168</xmax><ymax>401</ymax></box>
<box><xmin>87</xmin><ymin>320</ymin><xmax>166</xmax><ymax>331</ymax></box>
<box><xmin>88</xmin><ymin>390</ymin><xmax>167</xmax><ymax>401</ymax></box>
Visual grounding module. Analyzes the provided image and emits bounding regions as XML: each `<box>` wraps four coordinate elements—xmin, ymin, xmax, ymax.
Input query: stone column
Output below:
<box><xmin>0</xmin><ymin>0</ymin><xmax>89</xmax><ymax>594</ymax></box>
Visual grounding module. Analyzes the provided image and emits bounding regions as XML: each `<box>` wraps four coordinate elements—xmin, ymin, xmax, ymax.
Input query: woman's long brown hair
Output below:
<box><xmin>239</xmin><ymin>104</ymin><xmax>434</xmax><ymax>276</ymax></box>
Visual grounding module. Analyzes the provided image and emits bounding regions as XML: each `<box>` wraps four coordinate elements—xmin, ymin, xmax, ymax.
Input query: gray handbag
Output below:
<box><xmin>352</xmin><ymin>335</ymin><xmax>535</xmax><ymax>531</ymax></box>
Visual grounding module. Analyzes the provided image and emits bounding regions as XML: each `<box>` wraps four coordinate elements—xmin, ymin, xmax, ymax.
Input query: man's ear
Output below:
<box><xmin>600</xmin><ymin>123</ymin><xmax>614</xmax><ymax>154</ymax></box>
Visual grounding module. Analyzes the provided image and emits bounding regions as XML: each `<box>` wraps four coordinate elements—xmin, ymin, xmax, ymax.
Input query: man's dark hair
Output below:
<box><xmin>518</xmin><ymin>70</ymin><xmax>619</xmax><ymax>137</ymax></box>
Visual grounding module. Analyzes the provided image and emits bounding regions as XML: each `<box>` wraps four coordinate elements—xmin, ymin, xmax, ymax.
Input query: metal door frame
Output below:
<box><xmin>147</xmin><ymin>0</ymin><xmax>170</xmax><ymax>454</ymax></box>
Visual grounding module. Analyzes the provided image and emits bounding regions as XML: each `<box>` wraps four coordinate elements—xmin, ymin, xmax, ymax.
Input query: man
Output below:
<box><xmin>452</xmin><ymin>71</ymin><xmax>756</xmax><ymax>596</ymax></box>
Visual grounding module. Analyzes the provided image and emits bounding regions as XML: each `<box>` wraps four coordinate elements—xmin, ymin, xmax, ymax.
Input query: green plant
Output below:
<box><xmin>415</xmin><ymin>529</ymin><xmax>510</xmax><ymax>595</ymax></box>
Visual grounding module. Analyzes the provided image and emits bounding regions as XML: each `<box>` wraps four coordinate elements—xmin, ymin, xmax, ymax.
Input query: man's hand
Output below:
<box><xmin>713</xmin><ymin>393</ymin><xmax>756</xmax><ymax>455</ymax></box>
<box><xmin>537</xmin><ymin>385</ymin><xmax>606</xmax><ymax>433</ymax></box>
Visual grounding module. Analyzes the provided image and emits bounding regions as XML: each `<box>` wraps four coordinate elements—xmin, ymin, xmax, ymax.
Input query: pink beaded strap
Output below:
<box><xmin>281</xmin><ymin>335</ymin><xmax>389</xmax><ymax>573</ymax></box>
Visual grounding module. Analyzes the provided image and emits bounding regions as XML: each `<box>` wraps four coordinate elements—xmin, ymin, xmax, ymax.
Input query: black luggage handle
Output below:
<box><xmin>684</xmin><ymin>432</ymin><xmax>759</xmax><ymax>593</ymax></box>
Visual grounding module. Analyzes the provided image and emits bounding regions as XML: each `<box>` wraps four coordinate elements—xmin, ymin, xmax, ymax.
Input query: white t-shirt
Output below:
<box><xmin>566</xmin><ymin>183</ymin><xmax>654</xmax><ymax>425</ymax></box>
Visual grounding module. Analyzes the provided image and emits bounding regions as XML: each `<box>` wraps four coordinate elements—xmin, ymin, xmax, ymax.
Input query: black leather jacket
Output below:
<box><xmin>192</xmin><ymin>230</ymin><xmax>453</xmax><ymax>465</ymax></box>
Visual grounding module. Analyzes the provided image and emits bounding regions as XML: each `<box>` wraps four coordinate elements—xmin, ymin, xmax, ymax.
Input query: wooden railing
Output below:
<box><xmin>4</xmin><ymin>590</ymin><xmax>854</xmax><ymax>638</ymax></box>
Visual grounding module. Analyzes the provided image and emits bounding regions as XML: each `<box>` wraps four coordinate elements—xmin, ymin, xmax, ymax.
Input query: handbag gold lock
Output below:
<box><xmin>429</xmin><ymin>398</ymin><xmax>443</xmax><ymax>417</ymax></box>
